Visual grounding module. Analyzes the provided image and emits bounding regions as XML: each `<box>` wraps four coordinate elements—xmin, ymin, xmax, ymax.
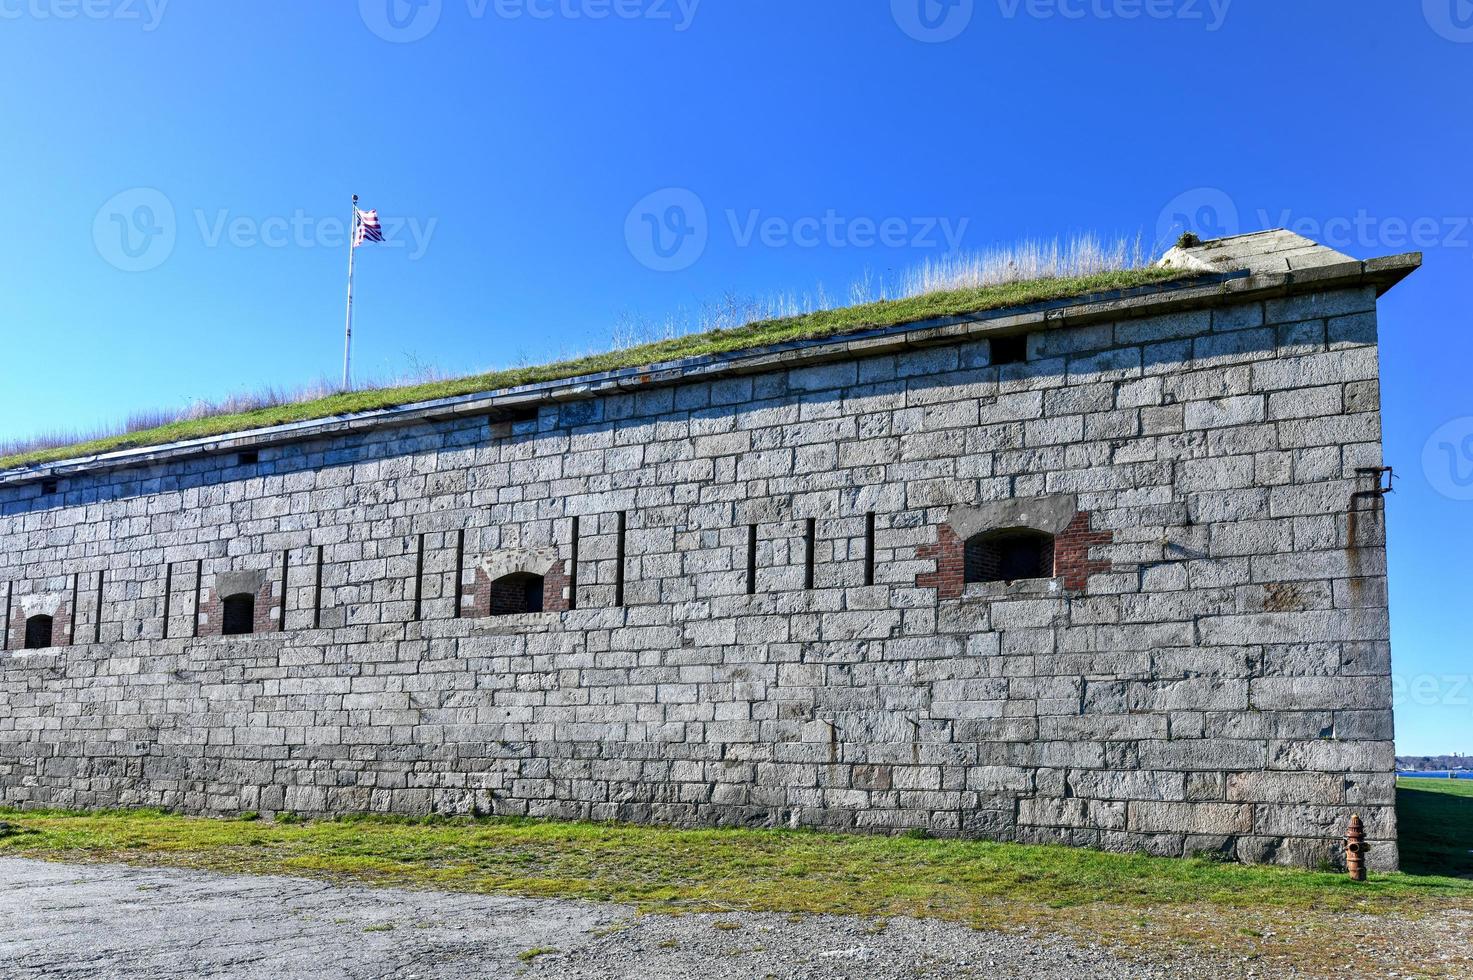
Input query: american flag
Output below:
<box><xmin>353</xmin><ymin>208</ymin><xmax>384</xmax><ymax>247</ymax></box>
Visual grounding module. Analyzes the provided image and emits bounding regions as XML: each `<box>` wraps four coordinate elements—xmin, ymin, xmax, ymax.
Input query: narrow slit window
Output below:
<box><xmin>864</xmin><ymin>512</ymin><xmax>877</xmax><ymax>586</ymax></box>
<box><xmin>964</xmin><ymin>529</ymin><xmax>1056</xmax><ymax>584</ymax></box>
<box><xmin>192</xmin><ymin>559</ymin><xmax>203</xmax><ymax>638</ymax></box>
<box><xmin>614</xmin><ymin>511</ymin><xmax>627</xmax><ymax>607</ymax></box>
<box><xmin>278</xmin><ymin>550</ymin><xmax>290</xmax><ymax>632</ymax></box>
<box><xmin>746</xmin><ymin>524</ymin><xmax>757</xmax><ymax>596</ymax></box>
<box><xmin>162</xmin><ymin>563</ymin><xmax>173</xmax><ymax>639</ymax></box>
<box><xmin>313</xmin><ymin>545</ymin><xmax>324</xmax><ymax>629</ymax></box>
<box><xmin>568</xmin><ymin>517</ymin><xmax>580</xmax><ymax>611</ymax></box>
<box><xmin>221</xmin><ymin>593</ymin><xmax>256</xmax><ymax>636</ymax></box>
<box><xmin>24</xmin><ymin>614</ymin><xmax>54</xmax><ymax>650</ymax></box>
<box><xmin>236</xmin><ymin>450</ymin><xmax>259</xmax><ymax>466</ymax></box>
<box><xmin>94</xmin><ymin>570</ymin><xmax>105</xmax><ymax>643</ymax></box>
<box><xmin>804</xmin><ymin>518</ymin><xmax>816</xmax><ymax>590</ymax></box>
<box><xmin>452</xmin><ymin>529</ymin><xmax>465</xmax><ymax>619</ymax></box>
<box><xmin>412</xmin><ymin>534</ymin><xmax>425</xmax><ymax>621</ymax></box>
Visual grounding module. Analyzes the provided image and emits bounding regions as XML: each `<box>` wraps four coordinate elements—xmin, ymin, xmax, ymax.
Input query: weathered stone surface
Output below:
<box><xmin>0</xmin><ymin>264</ymin><xmax>1403</xmax><ymax>870</ymax></box>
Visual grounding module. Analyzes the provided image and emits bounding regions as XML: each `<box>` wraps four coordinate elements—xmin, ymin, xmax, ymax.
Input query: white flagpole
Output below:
<box><xmin>343</xmin><ymin>193</ymin><xmax>358</xmax><ymax>391</ymax></box>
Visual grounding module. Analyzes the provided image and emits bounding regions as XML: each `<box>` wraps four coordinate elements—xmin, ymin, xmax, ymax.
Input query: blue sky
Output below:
<box><xmin>1</xmin><ymin>1</ymin><xmax>1469</xmax><ymax>754</ymax></box>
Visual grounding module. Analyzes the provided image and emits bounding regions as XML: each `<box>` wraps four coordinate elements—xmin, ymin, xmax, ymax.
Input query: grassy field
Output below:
<box><xmin>0</xmin><ymin>268</ymin><xmax>1186</xmax><ymax>471</ymax></box>
<box><xmin>3</xmin><ymin>806</ymin><xmax>1468</xmax><ymax>917</ymax></box>
<box><xmin>1</xmin><ymin>801</ymin><xmax>1471</xmax><ymax>975</ymax></box>
<box><xmin>1398</xmin><ymin>776</ymin><xmax>1473</xmax><ymax>877</ymax></box>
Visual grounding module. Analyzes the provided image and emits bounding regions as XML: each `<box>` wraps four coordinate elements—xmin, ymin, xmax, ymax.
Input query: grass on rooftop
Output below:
<box><xmin>0</xmin><ymin>268</ymin><xmax>1187</xmax><ymax>471</ymax></box>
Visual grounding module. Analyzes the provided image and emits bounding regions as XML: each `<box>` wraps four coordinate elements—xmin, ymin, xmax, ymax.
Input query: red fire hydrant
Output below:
<box><xmin>1346</xmin><ymin>814</ymin><xmax>1370</xmax><ymax>882</ymax></box>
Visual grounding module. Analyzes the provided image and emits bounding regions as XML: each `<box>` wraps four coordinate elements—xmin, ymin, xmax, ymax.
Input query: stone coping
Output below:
<box><xmin>0</xmin><ymin>249</ymin><xmax>1419</xmax><ymax>487</ymax></box>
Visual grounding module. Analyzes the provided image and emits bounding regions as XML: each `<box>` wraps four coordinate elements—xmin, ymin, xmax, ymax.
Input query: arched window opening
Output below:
<box><xmin>965</xmin><ymin>529</ymin><xmax>1055</xmax><ymax>584</ymax></box>
<box><xmin>490</xmin><ymin>572</ymin><xmax>545</xmax><ymax>616</ymax></box>
<box><xmin>221</xmin><ymin>593</ymin><xmax>256</xmax><ymax>636</ymax></box>
<box><xmin>24</xmin><ymin>615</ymin><xmax>54</xmax><ymax>650</ymax></box>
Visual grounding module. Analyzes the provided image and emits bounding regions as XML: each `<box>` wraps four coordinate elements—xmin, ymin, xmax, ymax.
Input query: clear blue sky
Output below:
<box><xmin>1</xmin><ymin>1</ymin><xmax>1469</xmax><ymax>754</ymax></box>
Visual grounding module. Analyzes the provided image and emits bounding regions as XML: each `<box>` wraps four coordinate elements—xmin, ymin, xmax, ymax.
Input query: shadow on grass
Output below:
<box><xmin>1398</xmin><ymin>778</ymin><xmax>1473</xmax><ymax>878</ymax></box>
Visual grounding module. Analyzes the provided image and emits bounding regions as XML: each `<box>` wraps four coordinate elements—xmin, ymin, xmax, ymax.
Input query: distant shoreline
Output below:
<box><xmin>1398</xmin><ymin>770</ymin><xmax>1473</xmax><ymax>779</ymax></box>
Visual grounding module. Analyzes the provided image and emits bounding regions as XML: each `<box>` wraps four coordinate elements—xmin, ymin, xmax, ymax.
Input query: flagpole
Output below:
<box><xmin>343</xmin><ymin>193</ymin><xmax>358</xmax><ymax>391</ymax></box>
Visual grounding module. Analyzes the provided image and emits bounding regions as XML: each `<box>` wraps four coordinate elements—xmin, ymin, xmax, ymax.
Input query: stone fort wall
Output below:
<box><xmin>0</xmin><ymin>278</ymin><xmax>1399</xmax><ymax>869</ymax></box>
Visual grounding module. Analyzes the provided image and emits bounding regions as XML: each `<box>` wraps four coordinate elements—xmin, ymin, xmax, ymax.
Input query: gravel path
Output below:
<box><xmin>0</xmin><ymin>857</ymin><xmax>1240</xmax><ymax>979</ymax></box>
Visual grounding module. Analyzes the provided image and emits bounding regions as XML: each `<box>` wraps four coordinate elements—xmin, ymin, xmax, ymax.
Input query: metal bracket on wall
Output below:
<box><xmin>1354</xmin><ymin>466</ymin><xmax>1396</xmax><ymax>499</ymax></box>
<box><xmin>1348</xmin><ymin>466</ymin><xmax>1395</xmax><ymax>548</ymax></box>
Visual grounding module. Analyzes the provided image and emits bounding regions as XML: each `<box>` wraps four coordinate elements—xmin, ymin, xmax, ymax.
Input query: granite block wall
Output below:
<box><xmin>0</xmin><ymin>284</ymin><xmax>1398</xmax><ymax>869</ymax></box>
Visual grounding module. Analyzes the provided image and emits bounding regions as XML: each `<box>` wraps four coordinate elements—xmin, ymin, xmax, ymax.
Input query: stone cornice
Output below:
<box><xmin>0</xmin><ymin>250</ymin><xmax>1420</xmax><ymax>487</ymax></box>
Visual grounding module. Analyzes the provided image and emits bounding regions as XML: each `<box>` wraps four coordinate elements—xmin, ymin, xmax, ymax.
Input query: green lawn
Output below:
<box><xmin>1398</xmin><ymin>776</ymin><xmax>1473</xmax><ymax>877</ymax></box>
<box><xmin>0</xmin><ymin>268</ymin><xmax>1187</xmax><ymax>471</ymax></box>
<box><xmin>3</xmin><ymin>804</ymin><xmax>1470</xmax><ymax>974</ymax></box>
<box><xmin>1</xmin><ymin>805</ymin><xmax>1468</xmax><ymax>919</ymax></box>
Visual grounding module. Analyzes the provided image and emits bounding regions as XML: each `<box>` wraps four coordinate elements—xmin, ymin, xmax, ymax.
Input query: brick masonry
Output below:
<box><xmin>6</xmin><ymin>594</ymin><xmax>71</xmax><ymax>652</ymax></box>
<box><xmin>468</xmin><ymin>559</ymin><xmax>572</xmax><ymax>617</ymax></box>
<box><xmin>1056</xmin><ymin>512</ymin><xmax>1113</xmax><ymax>592</ymax></box>
<box><xmin>917</xmin><ymin>511</ymin><xmax>1111</xmax><ymax>598</ymax></box>
<box><xmin>0</xmin><ymin>272</ymin><xmax>1403</xmax><ymax>871</ymax></box>
<box><xmin>198</xmin><ymin>575</ymin><xmax>280</xmax><ymax>638</ymax></box>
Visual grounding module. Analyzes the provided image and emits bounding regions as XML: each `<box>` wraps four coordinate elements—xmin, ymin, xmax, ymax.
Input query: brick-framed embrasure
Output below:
<box><xmin>917</xmin><ymin>511</ymin><xmax>1113</xmax><ymax>598</ymax></box>
<box><xmin>198</xmin><ymin>577</ymin><xmax>278</xmax><ymax>637</ymax></box>
<box><xmin>965</xmin><ymin>530</ymin><xmax>1055</xmax><ymax>584</ymax></box>
<box><xmin>466</xmin><ymin>560</ymin><xmax>571</xmax><ymax>617</ymax></box>
<box><xmin>6</xmin><ymin>599</ymin><xmax>72</xmax><ymax>650</ymax></box>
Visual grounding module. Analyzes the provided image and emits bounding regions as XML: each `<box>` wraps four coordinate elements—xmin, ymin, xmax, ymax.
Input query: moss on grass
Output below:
<box><xmin>0</xmin><ymin>269</ymin><xmax>1188</xmax><ymax>471</ymax></box>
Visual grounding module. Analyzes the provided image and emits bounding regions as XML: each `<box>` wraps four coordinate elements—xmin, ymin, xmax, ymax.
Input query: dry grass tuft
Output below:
<box><xmin>0</xmin><ymin>237</ymin><xmax>1171</xmax><ymax>470</ymax></box>
<box><xmin>902</xmin><ymin>234</ymin><xmax>1151</xmax><ymax>295</ymax></box>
